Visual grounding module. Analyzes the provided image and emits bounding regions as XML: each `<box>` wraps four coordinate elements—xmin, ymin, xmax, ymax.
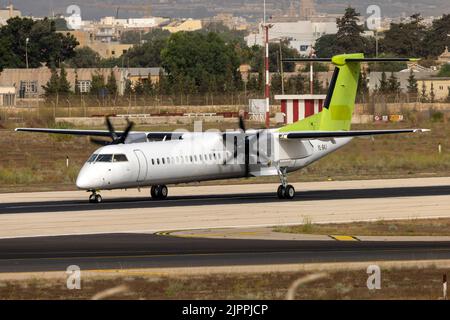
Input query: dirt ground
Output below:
<box><xmin>275</xmin><ymin>218</ymin><xmax>450</xmax><ymax>236</ymax></box>
<box><xmin>0</xmin><ymin>265</ymin><xmax>447</xmax><ymax>300</ymax></box>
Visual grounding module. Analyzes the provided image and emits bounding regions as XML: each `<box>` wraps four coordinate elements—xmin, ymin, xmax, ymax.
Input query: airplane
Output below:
<box><xmin>16</xmin><ymin>53</ymin><xmax>429</xmax><ymax>203</ymax></box>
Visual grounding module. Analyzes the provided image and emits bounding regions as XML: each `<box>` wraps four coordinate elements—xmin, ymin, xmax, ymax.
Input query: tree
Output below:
<box><xmin>381</xmin><ymin>13</ymin><xmax>427</xmax><ymax>57</ymax></box>
<box><xmin>357</xmin><ymin>70</ymin><xmax>369</xmax><ymax>101</ymax></box>
<box><xmin>66</xmin><ymin>47</ymin><xmax>102</xmax><ymax>68</ymax></box>
<box><xmin>438</xmin><ymin>64</ymin><xmax>450</xmax><ymax>77</ymax></box>
<box><xmin>124</xmin><ymin>79</ymin><xmax>133</xmax><ymax>96</ymax></box>
<box><xmin>0</xmin><ymin>17</ymin><xmax>78</xmax><ymax>69</ymax></box>
<box><xmin>285</xmin><ymin>74</ymin><xmax>305</xmax><ymax>94</ymax></box>
<box><xmin>422</xmin><ymin>14</ymin><xmax>450</xmax><ymax>57</ymax></box>
<box><xmin>407</xmin><ymin>69</ymin><xmax>418</xmax><ymax>93</ymax></box>
<box><xmin>122</xmin><ymin>29</ymin><xmax>171</xmax><ymax>67</ymax></box>
<box><xmin>161</xmin><ymin>32</ymin><xmax>241</xmax><ymax>94</ymax></box>
<box><xmin>387</xmin><ymin>72</ymin><xmax>401</xmax><ymax>95</ymax></box>
<box><xmin>314</xmin><ymin>7</ymin><xmax>375</xmax><ymax>57</ymax></box>
<box><xmin>90</xmin><ymin>74</ymin><xmax>106</xmax><ymax>97</ymax></box>
<box><xmin>106</xmin><ymin>70</ymin><xmax>118</xmax><ymax>97</ymax></box>
<box><xmin>378</xmin><ymin>71</ymin><xmax>389</xmax><ymax>94</ymax></box>
<box><xmin>430</xmin><ymin>82</ymin><xmax>435</xmax><ymax>103</ymax></box>
<box><xmin>420</xmin><ymin>81</ymin><xmax>428</xmax><ymax>102</ymax></box>
<box><xmin>314</xmin><ymin>34</ymin><xmax>338</xmax><ymax>58</ymax></box>
<box><xmin>58</xmin><ymin>64</ymin><xmax>71</xmax><ymax>95</ymax></box>
<box><xmin>42</xmin><ymin>65</ymin><xmax>60</xmax><ymax>97</ymax></box>
<box><xmin>335</xmin><ymin>7</ymin><xmax>365</xmax><ymax>53</ymax></box>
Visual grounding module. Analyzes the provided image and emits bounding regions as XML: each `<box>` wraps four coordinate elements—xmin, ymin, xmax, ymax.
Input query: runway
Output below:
<box><xmin>1</xmin><ymin>233</ymin><xmax>450</xmax><ymax>273</ymax></box>
<box><xmin>0</xmin><ymin>177</ymin><xmax>450</xmax><ymax>239</ymax></box>
<box><xmin>0</xmin><ymin>177</ymin><xmax>449</xmax><ymax>273</ymax></box>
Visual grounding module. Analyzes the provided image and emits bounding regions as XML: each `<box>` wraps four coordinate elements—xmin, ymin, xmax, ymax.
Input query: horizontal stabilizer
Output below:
<box><xmin>282</xmin><ymin>57</ymin><xmax>419</xmax><ymax>63</ymax></box>
<box><xmin>279</xmin><ymin>129</ymin><xmax>430</xmax><ymax>140</ymax></box>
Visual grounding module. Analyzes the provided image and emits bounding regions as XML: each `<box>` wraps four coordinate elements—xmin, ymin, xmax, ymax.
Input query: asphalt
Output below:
<box><xmin>0</xmin><ymin>233</ymin><xmax>449</xmax><ymax>273</ymax></box>
<box><xmin>1</xmin><ymin>185</ymin><xmax>450</xmax><ymax>215</ymax></box>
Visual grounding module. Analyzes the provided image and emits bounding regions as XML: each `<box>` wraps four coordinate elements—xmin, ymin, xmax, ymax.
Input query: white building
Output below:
<box><xmin>245</xmin><ymin>20</ymin><xmax>337</xmax><ymax>55</ymax></box>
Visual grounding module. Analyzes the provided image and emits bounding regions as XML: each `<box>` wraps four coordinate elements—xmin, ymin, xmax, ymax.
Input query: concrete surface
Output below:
<box><xmin>0</xmin><ymin>177</ymin><xmax>449</xmax><ymax>239</ymax></box>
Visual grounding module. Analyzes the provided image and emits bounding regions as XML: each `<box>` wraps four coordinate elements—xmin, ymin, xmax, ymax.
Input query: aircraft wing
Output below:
<box><xmin>15</xmin><ymin>128</ymin><xmax>178</xmax><ymax>140</ymax></box>
<box><xmin>279</xmin><ymin>129</ymin><xmax>430</xmax><ymax>140</ymax></box>
<box><xmin>15</xmin><ymin>128</ymin><xmax>115</xmax><ymax>137</ymax></box>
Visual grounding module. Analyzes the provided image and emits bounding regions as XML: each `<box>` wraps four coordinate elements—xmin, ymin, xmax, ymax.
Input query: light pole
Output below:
<box><xmin>25</xmin><ymin>37</ymin><xmax>29</xmax><ymax>69</ymax></box>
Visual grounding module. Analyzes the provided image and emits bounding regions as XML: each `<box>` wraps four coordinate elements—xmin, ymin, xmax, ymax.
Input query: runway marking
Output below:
<box><xmin>330</xmin><ymin>235</ymin><xmax>360</xmax><ymax>241</ymax></box>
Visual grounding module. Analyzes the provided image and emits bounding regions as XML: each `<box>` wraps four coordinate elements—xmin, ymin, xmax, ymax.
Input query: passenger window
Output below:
<box><xmin>113</xmin><ymin>154</ymin><xmax>128</xmax><ymax>162</ymax></box>
<box><xmin>167</xmin><ymin>157</ymin><xmax>170</xmax><ymax>164</ymax></box>
<box><xmin>162</xmin><ymin>158</ymin><xmax>165</xmax><ymax>164</ymax></box>
<box><xmin>152</xmin><ymin>159</ymin><xmax>155</xmax><ymax>165</ymax></box>
<box><xmin>96</xmin><ymin>154</ymin><xmax>113</xmax><ymax>162</ymax></box>
<box><xmin>157</xmin><ymin>159</ymin><xmax>160</xmax><ymax>165</ymax></box>
<box><xmin>209</xmin><ymin>154</ymin><xmax>212</xmax><ymax>160</ymax></box>
<box><xmin>194</xmin><ymin>155</ymin><xmax>197</xmax><ymax>162</ymax></box>
<box><xmin>190</xmin><ymin>155</ymin><xmax>193</xmax><ymax>162</ymax></box>
<box><xmin>87</xmin><ymin>154</ymin><xmax>98</xmax><ymax>163</ymax></box>
<box><xmin>199</xmin><ymin>155</ymin><xmax>203</xmax><ymax>161</ymax></box>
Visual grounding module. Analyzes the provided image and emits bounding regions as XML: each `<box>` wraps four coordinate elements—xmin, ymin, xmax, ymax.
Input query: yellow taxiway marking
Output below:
<box><xmin>330</xmin><ymin>235</ymin><xmax>360</xmax><ymax>241</ymax></box>
<box><xmin>157</xmin><ymin>231</ymin><xmax>264</xmax><ymax>239</ymax></box>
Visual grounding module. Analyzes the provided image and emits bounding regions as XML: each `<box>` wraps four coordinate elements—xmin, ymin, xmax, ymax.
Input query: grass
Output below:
<box><xmin>0</xmin><ymin>119</ymin><xmax>449</xmax><ymax>193</ymax></box>
<box><xmin>0</xmin><ymin>265</ymin><xmax>448</xmax><ymax>299</ymax></box>
<box><xmin>274</xmin><ymin>218</ymin><xmax>450</xmax><ymax>236</ymax></box>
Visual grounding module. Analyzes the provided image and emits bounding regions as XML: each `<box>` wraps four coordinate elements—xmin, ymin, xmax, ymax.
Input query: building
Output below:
<box><xmin>437</xmin><ymin>46</ymin><xmax>450</xmax><ymax>65</ymax></box>
<box><xmin>245</xmin><ymin>20</ymin><xmax>337</xmax><ymax>55</ymax></box>
<box><xmin>420</xmin><ymin>78</ymin><xmax>450</xmax><ymax>101</ymax></box>
<box><xmin>0</xmin><ymin>4</ymin><xmax>21</xmax><ymax>26</ymax></box>
<box><xmin>126</xmin><ymin>68</ymin><xmax>162</xmax><ymax>87</ymax></box>
<box><xmin>275</xmin><ymin>94</ymin><xmax>326</xmax><ymax>124</ymax></box>
<box><xmin>299</xmin><ymin>0</ymin><xmax>316</xmax><ymax>20</ymax></box>
<box><xmin>87</xmin><ymin>42</ymin><xmax>133</xmax><ymax>59</ymax></box>
<box><xmin>163</xmin><ymin>19</ymin><xmax>202</xmax><ymax>33</ymax></box>
<box><xmin>60</xmin><ymin>30</ymin><xmax>133</xmax><ymax>59</ymax></box>
<box><xmin>0</xmin><ymin>87</ymin><xmax>16</xmax><ymax>106</ymax></box>
<box><xmin>0</xmin><ymin>67</ymin><xmax>161</xmax><ymax>98</ymax></box>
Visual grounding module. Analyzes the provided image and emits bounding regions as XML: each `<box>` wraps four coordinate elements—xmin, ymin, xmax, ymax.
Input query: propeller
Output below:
<box><xmin>237</xmin><ymin>116</ymin><xmax>273</xmax><ymax>177</ymax></box>
<box><xmin>90</xmin><ymin>116</ymin><xmax>135</xmax><ymax>146</ymax></box>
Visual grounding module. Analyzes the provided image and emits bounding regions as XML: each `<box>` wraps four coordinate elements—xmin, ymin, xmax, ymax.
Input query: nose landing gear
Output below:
<box><xmin>151</xmin><ymin>185</ymin><xmax>168</xmax><ymax>200</ymax></box>
<box><xmin>88</xmin><ymin>191</ymin><xmax>102</xmax><ymax>203</ymax></box>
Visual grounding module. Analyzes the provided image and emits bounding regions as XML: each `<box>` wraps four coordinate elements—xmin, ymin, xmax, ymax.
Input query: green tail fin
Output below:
<box><xmin>279</xmin><ymin>53</ymin><xmax>363</xmax><ymax>132</ymax></box>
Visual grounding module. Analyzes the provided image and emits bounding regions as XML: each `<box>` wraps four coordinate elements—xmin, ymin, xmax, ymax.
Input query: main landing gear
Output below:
<box><xmin>276</xmin><ymin>167</ymin><xmax>295</xmax><ymax>200</ymax></box>
<box><xmin>151</xmin><ymin>185</ymin><xmax>168</xmax><ymax>200</ymax></box>
<box><xmin>88</xmin><ymin>191</ymin><xmax>102</xmax><ymax>203</ymax></box>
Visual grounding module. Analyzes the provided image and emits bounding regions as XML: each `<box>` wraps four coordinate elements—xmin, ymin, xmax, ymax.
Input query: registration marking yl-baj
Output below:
<box><xmin>16</xmin><ymin>54</ymin><xmax>429</xmax><ymax>203</ymax></box>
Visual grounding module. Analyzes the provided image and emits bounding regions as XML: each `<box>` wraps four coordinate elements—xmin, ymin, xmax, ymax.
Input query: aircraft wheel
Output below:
<box><xmin>277</xmin><ymin>185</ymin><xmax>286</xmax><ymax>199</ymax></box>
<box><xmin>89</xmin><ymin>194</ymin><xmax>102</xmax><ymax>203</ymax></box>
<box><xmin>159</xmin><ymin>185</ymin><xmax>168</xmax><ymax>200</ymax></box>
<box><xmin>150</xmin><ymin>186</ymin><xmax>157</xmax><ymax>199</ymax></box>
<box><xmin>285</xmin><ymin>185</ymin><xmax>295</xmax><ymax>200</ymax></box>
<box><xmin>152</xmin><ymin>185</ymin><xmax>168</xmax><ymax>200</ymax></box>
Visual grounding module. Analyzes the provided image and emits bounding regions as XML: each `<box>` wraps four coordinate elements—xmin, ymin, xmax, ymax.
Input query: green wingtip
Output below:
<box><xmin>409</xmin><ymin>58</ymin><xmax>421</xmax><ymax>62</ymax></box>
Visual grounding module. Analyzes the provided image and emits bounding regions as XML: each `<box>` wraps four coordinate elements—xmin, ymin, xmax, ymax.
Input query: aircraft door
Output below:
<box><xmin>133</xmin><ymin>149</ymin><xmax>148</xmax><ymax>182</ymax></box>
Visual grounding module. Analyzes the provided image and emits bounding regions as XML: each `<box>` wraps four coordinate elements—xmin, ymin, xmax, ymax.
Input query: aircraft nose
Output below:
<box><xmin>76</xmin><ymin>171</ymin><xmax>92</xmax><ymax>190</ymax></box>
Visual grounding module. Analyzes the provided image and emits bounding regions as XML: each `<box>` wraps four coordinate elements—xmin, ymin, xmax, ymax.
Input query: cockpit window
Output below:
<box><xmin>87</xmin><ymin>154</ymin><xmax>98</xmax><ymax>163</ymax></box>
<box><xmin>113</xmin><ymin>154</ymin><xmax>128</xmax><ymax>162</ymax></box>
<box><xmin>96</xmin><ymin>154</ymin><xmax>113</xmax><ymax>162</ymax></box>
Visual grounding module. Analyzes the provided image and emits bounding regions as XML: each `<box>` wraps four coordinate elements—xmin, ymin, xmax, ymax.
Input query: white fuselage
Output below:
<box><xmin>76</xmin><ymin>131</ymin><xmax>352</xmax><ymax>190</ymax></box>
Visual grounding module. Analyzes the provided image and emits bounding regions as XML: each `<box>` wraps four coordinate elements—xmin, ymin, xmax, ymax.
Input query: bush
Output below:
<box><xmin>430</xmin><ymin>110</ymin><xmax>444</xmax><ymax>122</ymax></box>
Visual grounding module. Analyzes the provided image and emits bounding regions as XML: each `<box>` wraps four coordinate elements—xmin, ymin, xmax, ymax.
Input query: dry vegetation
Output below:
<box><xmin>0</xmin><ymin>110</ymin><xmax>449</xmax><ymax>192</ymax></box>
<box><xmin>0</xmin><ymin>266</ymin><xmax>447</xmax><ymax>300</ymax></box>
<box><xmin>275</xmin><ymin>218</ymin><xmax>450</xmax><ymax>236</ymax></box>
